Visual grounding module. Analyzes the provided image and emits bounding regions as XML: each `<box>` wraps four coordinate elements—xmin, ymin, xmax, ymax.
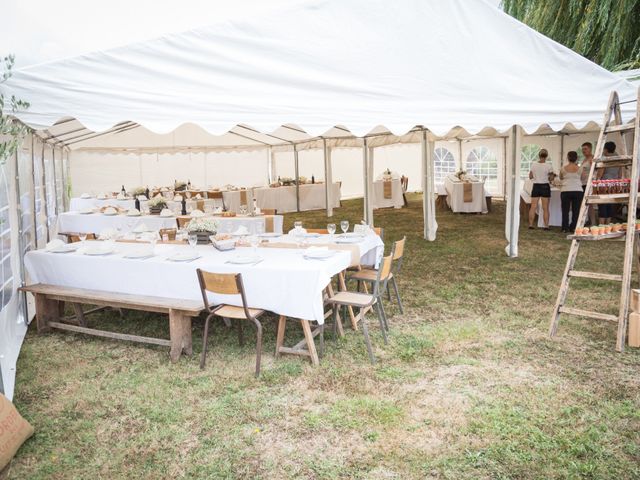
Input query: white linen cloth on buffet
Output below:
<box><xmin>57</xmin><ymin>211</ymin><xmax>284</xmax><ymax>235</ymax></box>
<box><xmin>70</xmin><ymin>197</ymin><xmax>217</xmax><ymax>212</ymax></box>
<box><xmin>24</xmin><ymin>237</ymin><xmax>378</xmax><ymax>323</ymax></box>
<box><xmin>372</xmin><ymin>179</ymin><xmax>403</xmax><ymax>209</ymax></box>
<box><xmin>520</xmin><ymin>179</ymin><xmax>562</xmax><ymax>227</ymax></box>
<box><xmin>444</xmin><ymin>175</ymin><xmax>488</xmax><ymax>213</ymax></box>
<box><xmin>223</xmin><ymin>183</ymin><xmax>342</xmax><ymax>214</ymax></box>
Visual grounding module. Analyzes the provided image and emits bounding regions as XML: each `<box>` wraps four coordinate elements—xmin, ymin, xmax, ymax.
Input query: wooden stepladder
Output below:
<box><xmin>549</xmin><ymin>88</ymin><xmax>640</xmax><ymax>351</ymax></box>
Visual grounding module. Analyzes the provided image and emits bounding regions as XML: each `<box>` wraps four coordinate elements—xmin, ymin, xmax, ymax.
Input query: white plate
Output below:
<box><xmin>302</xmin><ymin>233</ymin><xmax>321</xmax><ymax>238</ymax></box>
<box><xmin>83</xmin><ymin>247</ymin><xmax>115</xmax><ymax>256</ymax></box>
<box><xmin>166</xmin><ymin>252</ymin><xmax>201</xmax><ymax>262</ymax></box>
<box><xmin>343</xmin><ymin>232</ymin><xmax>365</xmax><ymax>238</ymax></box>
<box><xmin>335</xmin><ymin>237</ymin><xmax>361</xmax><ymax>244</ymax></box>
<box><xmin>127</xmin><ymin>212</ymin><xmax>141</xmax><ymax>217</ymax></box>
<box><xmin>231</xmin><ymin>232</ymin><xmax>250</xmax><ymax>237</ymax></box>
<box><xmin>102</xmin><ymin>211</ymin><xmax>118</xmax><ymax>216</ymax></box>
<box><xmin>258</xmin><ymin>233</ymin><xmax>281</xmax><ymax>238</ymax></box>
<box><xmin>48</xmin><ymin>244</ymin><xmax>78</xmax><ymax>254</ymax></box>
<box><xmin>227</xmin><ymin>255</ymin><xmax>262</xmax><ymax>264</ymax></box>
<box><xmin>304</xmin><ymin>250</ymin><xmax>335</xmax><ymax>259</ymax></box>
<box><xmin>123</xmin><ymin>250</ymin><xmax>154</xmax><ymax>259</ymax></box>
<box><xmin>78</xmin><ymin>210</ymin><xmax>94</xmax><ymax>215</ymax></box>
<box><xmin>160</xmin><ymin>214</ymin><xmax>174</xmax><ymax>218</ymax></box>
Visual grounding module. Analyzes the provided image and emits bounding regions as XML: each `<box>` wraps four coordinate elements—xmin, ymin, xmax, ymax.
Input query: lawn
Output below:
<box><xmin>6</xmin><ymin>194</ymin><xmax>640</xmax><ymax>479</ymax></box>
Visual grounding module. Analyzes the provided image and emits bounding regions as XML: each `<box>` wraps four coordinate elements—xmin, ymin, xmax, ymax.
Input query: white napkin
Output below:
<box><xmin>195</xmin><ymin>193</ymin><xmax>202</xmax><ymax>199</ymax></box>
<box><xmin>132</xmin><ymin>223</ymin><xmax>148</xmax><ymax>233</ymax></box>
<box><xmin>138</xmin><ymin>231</ymin><xmax>159</xmax><ymax>242</ymax></box>
<box><xmin>80</xmin><ymin>193</ymin><xmax>91</xmax><ymax>199</ymax></box>
<box><xmin>138</xmin><ymin>195</ymin><xmax>148</xmax><ymax>201</ymax></box>
<box><xmin>97</xmin><ymin>193</ymin><xmax>107</xmax><ymax>200</ymax></box>
<box><xmin>98</xmin><ymin>228</ymin><xmax>118</xmax><ymax>240</ymax></box>
<box><xmin>103</xmin><ymin>207</ymin><xmax>117</xmax><ymax>215</ymax></box>
<box><xmin>174</xmin><ymin>194</ymin><xmax>183</xmax><ymax>202</ymax></box>
<box><xmin>254</xmin><ymin>207</ymin><xmax>262</xmax><ymax>215</ymax></box>
<box><xmin>160</xmin><ymin>208</ymin><xmax>174</xmax><ymax>217</ymax></box>
<box><xmin>190</xmin><ymin>209</ymin><xmax>205</xmax><ymax>218</ymax></box>
<box><xmin>214</xmin><ymin>206</ymin><xmax>222</xmax><ymax>213</ymax></box>
<box><xmin>79</xmin><ymin>208</ymin><xmax>94</xmax><ymax>214</ymax></box>
<box><xmin>233</xmin><ymin>225</ymin><xmax>249</xmax><ymax>235</ymax></box>
<box><xmin>288</xmin><ymin>226</ymin><xmax>308</xmax><ymax>235</ymax></box>
<box><xmin>127</xmin><ymin>208</ymin><xmax>141</xmax><ymax>216</ymax></box>
<box><xmin>45</xmin><ymin>239</ymin><xmax>65</xmax><ymax>251</ymax></box>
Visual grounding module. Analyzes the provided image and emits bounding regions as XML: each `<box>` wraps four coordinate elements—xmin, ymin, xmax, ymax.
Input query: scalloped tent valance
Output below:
<box><xmin>1</xmin><ymin>0</ymin><xmax>636</xmax><ymax>148</ymax></box>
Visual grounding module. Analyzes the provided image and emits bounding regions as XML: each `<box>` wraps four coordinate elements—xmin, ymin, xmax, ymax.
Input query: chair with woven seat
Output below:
<box><xmin>326</xmin><ymin>254</ymin><xmax>392</xmax><ymax>363</ymax></box>
<box><xmin>196</xmin><ymin>269</ymin><xmax>265</xmax><ymax>376</ymax></box>
<box><xmin>176</xmin><ymin>217</ymin><xmax>191</xmax><ymax>228</ymax></box>
<box><xmin>68</xmin><ymin>233</ymin><xmax>96</xmax><ymax>243</ymax></box>
<box><xmin>306</xmin><ymin>228</ymin><xmax>329</xmax><ymax>234</ymax></box>
<box><xmin>350</xmin><ymin>236</ymin><xmax>406</xmax><ymax>314</ymax></box>
<box><xmin>260</xmin><ymin>208</ymin><xmax>277</xmax><ymax>215</ymax></box>
<box><xmin>159</xmin><ymin>228</ymin><xmax>177</xmax><ymax>241</ymax></box>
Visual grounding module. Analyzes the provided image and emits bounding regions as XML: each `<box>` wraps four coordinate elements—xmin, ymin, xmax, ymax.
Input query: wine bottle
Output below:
<box><xmin>181</xmin><ymin>196</ymin><xmax>187</xmax><ymax>216</ymax></box>
<box><xmin>134</xmin><ymin>196</ymin><xmax>140</xmax><ymax>211</ymax></box>
<box><xmin>121</xmin><ymin>185</ymin><xmax>126</xmax><ymax>195</ymax></box>
<box><xmin>145</xmin><ymin>186</ymin><xmax>150</xmax><ymax>199</ymax></box>
<box><xmin>312</xmin><ymin>174</ymin><xmax>315</xmax><ymax>184</ymax></box>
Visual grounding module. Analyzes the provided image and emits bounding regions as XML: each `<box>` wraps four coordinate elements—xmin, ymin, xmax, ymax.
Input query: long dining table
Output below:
<box><xmin>24</xmin><ymin>232</ymin><xmax>383</xmax><ymax>360</ymax></box>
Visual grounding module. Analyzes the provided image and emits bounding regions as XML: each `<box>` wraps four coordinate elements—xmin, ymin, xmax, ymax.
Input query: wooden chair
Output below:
<box><xmin>401</xmin><ymin>175</ymin><xmax>409</xmax><ymax>206</ymax></box>
<box><xmin>260</xmin><ymin>208</ymin><xmax>277</xmax><ymax>215</ymax></box>
<box><xmin>176</xmin><ymin>217</ymin><xmax>191</xmax><ymax>228</ymax></box>
<box><xmin>207</xmin><ymin>190</ymin><xmax>226</xmax><ymax>210</ymax></box>
<box><xmin>307</xmin><ymin>228</ymin><xmax>329</xmax><ymax>234</ymax></box>
<box><xmin>159</xmin><ymin>228</ymin><xmax>177</xmax><ymax>241</ymax></box>
<box><xmin>373</xmin><ymin>227</ymin><xmax>384</xmax><ymax>241</ymax></box>
<box><xmin>196</xmin><ymin>269</ymin><xmax>265</xmax><ymax>376</ymax></box>
<box><xmin>326</xmin><ymin>254</ymin><xmax>392</xmax><ymax>363</ymax></box>
<box><xmin>350</xmin><ymin>236</ymin><xmax>406</xmax><ymax>315</ymax></box>
<box><xmin>68</xmin><ymin>233</ymin><xmax>96</xmax><ymax>243</ymax></box>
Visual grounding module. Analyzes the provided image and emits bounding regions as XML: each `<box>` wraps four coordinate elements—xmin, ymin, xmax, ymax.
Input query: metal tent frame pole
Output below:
<box><xmin>294</xmin><ymin>145</ymin><xmax>300</xmax><ymax>212</ymax></box>
<box><xmin>505</xmin><ymin>125</ymin><xmax>523</xmax><ymax>257</ymax></box>
<box><xmin>323</xmin><ymin>139</ymin><xmax>334</xmax><ymax>217</ymax></box>
<box><xmin>421</xmin><ymin>129</ymin><xmax>438</xmax><ymax>241</ymax></box>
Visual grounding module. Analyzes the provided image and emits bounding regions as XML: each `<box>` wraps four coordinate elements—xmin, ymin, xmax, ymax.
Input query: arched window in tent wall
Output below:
<box><xmin>520</xmin><ymin>144</ymin><xmax>541</xmax><ymax>180</ymax></box>
<box><xmin>434</xmin><ymin>147</ymin><xmax>456</xmax><ymax>183</ymax></box>
<box><xmin>0</xmin><ymin>161</ymin><xmax>14</xmax><ymax>310</ymax></box>
<box><xmin>465</xmin><ymin>146</ymin><xmax>498</xmax><ymax>192</ymax></box>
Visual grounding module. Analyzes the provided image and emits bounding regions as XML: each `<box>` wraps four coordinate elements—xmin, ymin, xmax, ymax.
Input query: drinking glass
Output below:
<box><xmin>340</xmin><ymin>220</ymin><xmax>349</xmax><ymax>235</ymax></box>
<box><xmin>255</xmin><ymin>223</ymin><xmax>264</xmax><ymax>236</ymax></box>
<box><xmin>79</xmin><ymin>233</ymin><xmax>87</xmax><ymax>245</ymax></box>
<box><xmin>294</xmin><ymin>221</ymin><xmax>302</xmax><ymax>230</ymax></box>
<box><xmin>188</xmin><ymin>233</ymin><xmax>198</xmax><ymax>250</ymax></box>
<box><xmin>327</xmin><ymin>223</ymin><xmax>336</xmax><ymax>236</ymax></box>
<box><xmin>249</xmin><ymin>235</ymin><xmax>260</xmax><ymax>256</ymax></box>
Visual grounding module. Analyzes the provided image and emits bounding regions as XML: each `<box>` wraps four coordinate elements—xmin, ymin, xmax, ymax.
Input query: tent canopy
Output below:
<box><xmin>1</xmin><ymin>0</ymin><xmax>636</xmax><ymax>146</ymax></box>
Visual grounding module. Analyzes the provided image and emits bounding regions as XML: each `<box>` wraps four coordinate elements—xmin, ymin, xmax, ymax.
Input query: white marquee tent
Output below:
<box><xmin>0</xmin><ymin>0</ymin><xmax>637</xmax><ymax>398</ymax></box>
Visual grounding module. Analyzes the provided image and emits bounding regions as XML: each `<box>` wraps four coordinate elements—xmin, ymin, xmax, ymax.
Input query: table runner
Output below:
<box><xmin>240</xmin><ymin>189</ymin><xmax>248</xmax><ymax>206</ymax></box>
<box><xmin>383</xmin><ymin>180</ymin><xmax>393</xmax><ymax>199</ymax></box>
<box><xmin>463</xmin><ymin>182</ymin><xmax>473</xmax><ymax>203</ymax></box>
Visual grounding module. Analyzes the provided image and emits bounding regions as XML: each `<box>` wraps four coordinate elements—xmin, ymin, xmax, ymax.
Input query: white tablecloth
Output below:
<box><xmin>58</xmin><ymin>212</ymin><xmax>284</xmax><ymax>235</ymax></box>
<box><xmin>372</xmin><ymin>179</ymin><xmax>404</xmax><ymax>209</ymax></box>
<box><xmin>520</xmin><ymin>180</ymin><xmax>562</xmax><ymax>227</ymax></box>
<box><xmin>222</xmin><ymin>183</ymin><xmax>342</xmax><ymax>214</ymax></box>
<box><xmin>444</xmin><ymin>177</ymin><xmax>488</xmax><ymax>213</ymax></box>
<box><xmin>70</xmin><ymin>197</ymin><xmax>217</xmax><ymax>213</ymax></box>
<box><xmin>24</xmin><ymin>240</ymin><xmax>373</xmax><ymax>323</ymax></box>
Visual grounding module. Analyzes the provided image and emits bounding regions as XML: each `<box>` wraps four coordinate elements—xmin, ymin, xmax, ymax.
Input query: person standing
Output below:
<box><xmin>597</xmin><ymin>141</ymin><xmax>621</xmax><ymax>225</ymax></box>
<box><xmin>560</xmin><ymin>151</ymin><xmax>583</xmax><ymax>232</ymax></box>
<box><xmin>580</xmin><ymin>142</ymin><xmax>596</xmax><ymax>226</ymax></box>
<box><xmin>528</xmin><ymin>148</ymin><xmax>554</xmax><ymax>230</ymax></box>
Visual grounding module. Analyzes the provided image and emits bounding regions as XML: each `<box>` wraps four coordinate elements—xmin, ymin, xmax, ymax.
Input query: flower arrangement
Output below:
<box><xmin>298</xmin><ymin>176</ymin><xmax>308</xmax><ymax>184</ymax></box>
<box><xmin>186</xmin><ymin>217</ymin><xmax>219</xmax><ymax>233</ymax></box>
<box><xmin>454</xmin><ymin>170</ymin><xmax>468</xmax><ymax>181</ymax></box>
<box><xmin>280</xmin><ymin>177</ymin><xmax>294</xmax><ymax>186</ymax></box>
<box><xmin>174</xmin><ymin>180</ymin><xmax>187</xmax><ymax>191</ymax></box>
<box><xmin>147</xmin><ymin>196</ymin><xmax>168</xmax><ymax>208</ymax></box>
<box><xmin>132</xmin><ymin>186</ymin><xmax>146</xmax><ymax>196</ymax></box>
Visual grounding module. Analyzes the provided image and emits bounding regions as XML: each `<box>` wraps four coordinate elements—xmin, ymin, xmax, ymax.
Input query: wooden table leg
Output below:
<box><xmin>338</xmin><ymin>272</ymin><xmax>359</xmax><ymax>330</ymax></box>
<box><xmin>300</xmin><ymin>320</ymin><xmax>319</xmax><ymax>366</ymax></box>
<box><xmin>34</xmin><ymin>293</ymin><xmax>59</xmax><ymax>333</ymax></box>
<box><xmin>169</xmin><ymin>309</ymin><xmax>193</xmax><ymax>362</ymax></box>
<box><xmin>275</xmin><ymin>315</ymin><xmax>286</xmax><ymax>357</ymax></box>
<box><xmin>326</xmin><ymin>283</ymin><xmax>344</xmax><ymax>337</ymax></box>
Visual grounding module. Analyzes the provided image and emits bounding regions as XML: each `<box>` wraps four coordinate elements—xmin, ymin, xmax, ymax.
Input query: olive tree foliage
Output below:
<box><xmin>0</xmin><ymin>55</ymin><xmax>30</xmax><ymax>164</ymax></box>
<box><xmin>502</xmin><ymin>0</ymin><xmax>640</xmax><ymax>71</ymax></box>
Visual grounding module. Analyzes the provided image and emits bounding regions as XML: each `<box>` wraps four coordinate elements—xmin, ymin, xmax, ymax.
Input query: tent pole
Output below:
<box><xmin>362</xmin><ymin>138</ymin><xmax>370</xmax><ymax>224</ymax></box>
<box><xmin>421</xmin><ymin>129</ymin><xmax>438</xmax><ymax>241</ymax></box>
<box><xmin>51</xmin><ymin>147</ymin><xmax>58</xmax><ymax>218</ymax></box>
<box><xmin>13</xmin><ymin>136</ymin><xmax>29</xmax><ymax>328</ymax></box>
<box><xmin>505</xmin><ymin>125</ymin><xmax>523</xmax><ymax>257</ymax></box>
<box><xmin>267</xmin><ymin>146</ymin><xmax>273</xmax><ymax>185</ymax></box>
<box><xmin>323</xmin><ymin>139</ymin><xmax>334</xmax><ymax>217</ymax></box>
<box><xmin>458</xmin><ymin>139</ymin><xmax>463</xmax><ymax>170</ymax></box>
<box><xmin>31</xmin><ymin>136</ymin><xmax>37</xmax><ymax>246</ymax></box>
<box><xmin>367</xmin><ymin>144</ymin><xmax>375</xmax><ymax>226</ymax></box>
<box><xmin>294</xmin><ymin>145</ymin><xmax>300</xmax><ymax>212</ymax></box>
<box><xmin>40</xmin><ymin>141</ymin><xmax>50</xmax><ymax>243</ymax></box>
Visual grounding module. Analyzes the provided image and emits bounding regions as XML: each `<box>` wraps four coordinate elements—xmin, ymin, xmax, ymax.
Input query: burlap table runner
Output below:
<box><xmin>260</xmin><ymin>242</ymin><xmax>360</xmax><ymax>267</ymax></box>
<box><xmin>383</xmin><ymin>180</ymin><xmax>393</xmax><ymax>199</ymax></box>
<box><xmin>196</xmin><ymin>200</ymin><xmax>205</xmax><ymax>210</ymax></box>
<box><xmin>240</xmin><ymin>189</ymin><xmax>248</xmax><ymax>205</ymax></box>
<box><xmin>463</xmin><ymin>181</ymin><xmax>473</xmax><ymax>203</ymax></box>
<box><xmin>264</xmin><ymin>215</ymin><xmax>274</xmax><ymax>233</ymax></box>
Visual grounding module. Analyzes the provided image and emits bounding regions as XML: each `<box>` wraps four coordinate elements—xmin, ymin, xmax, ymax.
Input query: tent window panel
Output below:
<box><xmin>0</xmin><ymin>163</ymin><xmax>13</xmax><ymax>311</ymax></box>
<box><xmin>434</xmin><ymin>147</ymin><xmax>456</xmax><ymax>183</ymax></box>
<box><xmin>521</xmin><ymin>144</ymin><xmax>541</xmax><ymax>180</ymax></box>
<box><xmin>465</xmin><ymin>146</ymin><xmax>498</xmax><ymax>191</ymax></box>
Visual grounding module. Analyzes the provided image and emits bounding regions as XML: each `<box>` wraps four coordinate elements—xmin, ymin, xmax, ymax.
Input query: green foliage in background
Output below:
<box><xmin>0</xmin><ymin>54</ymin><xmax>30</xmax><ymax>164</ymax></box>
<box><xmin>502</xmin><ymin>0</ymin><xmax>640</xmax><ymax>70</ymax></box>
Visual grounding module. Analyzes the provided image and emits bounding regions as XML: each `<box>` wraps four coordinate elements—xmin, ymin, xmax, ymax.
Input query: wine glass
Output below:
<box><xmin>294</xmin><ymin>221</ymin><xmax>303</xmax><ymax>229</ymax></box>
<box><xmin>188</xmin><ymin>233</ymin><xmax>198</xmax><ymax>251</ymax></box>
<box><xmin>340</xmin><ymin>220</ymin><xmax>349</xmax><ymax>236</ymax></box>
<box><xmin>79</xmin><ymin>233</ymin><xmax>87</xmax><ymax>246</ymax></box>
<box><xmin>327</xmin><ymin>223</ymin><xmax>336</xmax><ymax>236</ymax></box>
<box><xmin>255</xmin><ymin>223</ymin><xmax>264</xmax><ymax>236</ymax></box>
<box><xmin>249</xmin><ymin>235</ymin><xmax>260</xmax><ymax>256</ymax></box>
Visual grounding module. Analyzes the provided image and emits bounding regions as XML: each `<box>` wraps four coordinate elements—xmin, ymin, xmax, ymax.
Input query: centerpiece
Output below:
<box><xmin>147</xmin><ymin>196</ymin><xmax>169</xmax><ymax>214</ymax></box>
<box><xmin>454</xmin><ymin>170</ymin><xmax>469</xmax><ymax>181</ymax></box>
<box><xmin>280</xmin><ymin>176</ymin><xmax>295</xmax><ymax>186</ymax></box>
<box><xmin>382</xmin><ymin>168</ymin><xmax>393</xmax><ymax>181</ymax></box>
<box><xmin>185</xmin><ymin>217</ymin><xmax>219</xmax><ymax>244</ymax></box>
<box><xmin>174</xmin><ymin>180</ymin><xmax>187</xmax><ymax>192</ymax></box>
<box><xmin>132</xmin><ymin>186</ymin><xmax>146</xmax><ymax>198</ymax></box>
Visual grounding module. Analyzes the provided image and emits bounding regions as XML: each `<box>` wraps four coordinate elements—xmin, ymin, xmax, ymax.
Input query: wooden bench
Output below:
<box><xmin>20</xmin><ymin>284</ymin><xmax>203</xmax><ymax>362</ymax></box>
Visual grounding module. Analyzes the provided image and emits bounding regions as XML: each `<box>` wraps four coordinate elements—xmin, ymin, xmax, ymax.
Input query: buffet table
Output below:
<box><xmin>444</xmin><ymin>176</ymin><xmax>488</xmax><ymax>213</ymax></box>
<box><xmin>520</xmin><ymin>179</ymin><xmax>562</xmax><ymax>227</ymax></box>
<box><xmin>372</xmin><ymin>179</ymin><xmax>404</xmax><ymax>209</ymax></box>
<box><xmin>58</xmin><ymin>212</ymin><xmax>284</xmax><ymax>235</ymax></box>
<box><xmin>70</xmin><ymin>197</ymin><xmax>217</xmax><ymax>213</ymax></box>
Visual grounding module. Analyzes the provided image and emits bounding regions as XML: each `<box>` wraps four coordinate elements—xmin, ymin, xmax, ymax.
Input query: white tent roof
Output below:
<box><xmin>2</xmin><ymin>0</ymin><xmax>637</xmax><ymax>145</ymax></box>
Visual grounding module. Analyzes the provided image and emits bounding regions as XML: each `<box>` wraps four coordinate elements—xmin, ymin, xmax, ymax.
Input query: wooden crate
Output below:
<box><xmin>631</xmin><ymin>289</ymin><xmax>640</xmax><ymax>312</ymax></box>
<box><xmin>629</xmin><ymin>312</ymin><xmax>640</xmax><ymax>348</ymax></box>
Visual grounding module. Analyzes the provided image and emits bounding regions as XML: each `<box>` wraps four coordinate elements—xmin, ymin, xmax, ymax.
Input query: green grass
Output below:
<box><xmin>6</xmin><ymin>194</ymin><xmax>640</xmax><ymax>479</ymax></box>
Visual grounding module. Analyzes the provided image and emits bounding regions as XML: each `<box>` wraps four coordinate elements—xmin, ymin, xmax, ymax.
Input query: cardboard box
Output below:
<box><xmin>629</xmin><ymin>312</ymin><xmax>640</xmax><ymax>348</ymax></box>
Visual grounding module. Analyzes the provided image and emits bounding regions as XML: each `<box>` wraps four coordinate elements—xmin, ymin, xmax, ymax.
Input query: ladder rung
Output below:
<box><xmin>558</xmin><ymin>307</ymin><xmax>618</xmax><ymax>322</ymax></box>
<box><xmin>586</xmin><ymin>193</ymin><xmax>639</xmax><ymax>204</ymax></box>
<box><xmin>568</xmin><ymin>270</ymin><xmax>623</xmax><ymax>281</ymax></box>
<box><xmin>604</xmin><ymin>124</ymin><xmax>635</xmax><ymax>133</ymax></box>
<box><xmin>595</xmin><ymin>155</ymin><xmax>633</xmax><ymax>168</ymax></box>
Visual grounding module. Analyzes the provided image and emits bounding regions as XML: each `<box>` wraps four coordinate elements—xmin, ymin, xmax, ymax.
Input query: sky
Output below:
<box><xmin>3</xmin><ymin>0</ymin><xmax>503</xmax><ymax>69</ymax></box>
